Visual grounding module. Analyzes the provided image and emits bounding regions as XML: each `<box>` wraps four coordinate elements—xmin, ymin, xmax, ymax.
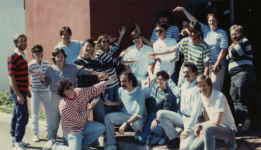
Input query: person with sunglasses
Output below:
<box><xmin>173</xmin><ymin>6</ymin><xmax>228</xmax><ymax>91</ymax></box>
<box><xmin>92</xmin><ymin>26</ymin><xmax>126</xmax><ymax>114</ymax></box>
<box><xmin>28</xmin><ymin>44</ymin><xmax>50</xmax><ymax>142</ymax></box>
<box><xmin>123</xmin><ymin>29</ymin><xmax>155</xmax><ymax>99</ymax></box>
<box><xmin>149</xmin><ymin>21</ymin><xmax>210</xmax><ymax>86</ymax></box>
<box><xmin>153</xmin><ymin>23</ymin><xmax>178</xmax><ymax>83</ymax></box>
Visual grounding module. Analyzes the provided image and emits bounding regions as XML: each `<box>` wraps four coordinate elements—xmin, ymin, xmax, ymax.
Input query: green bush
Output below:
<box><xmin>0</xmin><ymin>90</ymin><xmax>13</xmax><ymax>113</ymax></box>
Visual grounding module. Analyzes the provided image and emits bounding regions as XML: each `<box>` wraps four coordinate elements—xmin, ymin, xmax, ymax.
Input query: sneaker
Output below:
<box><xmin>13</xmin><ymin>145</ymin><xmax>26</xmax><ymax>150</ymax></box>
<box><xmin>105</xmin><ymin>145</ymin><xmax>117</xmax><ymax>150</ymax></box>
<box><xmin>42</xmin><ymin>139</ymin><xmax>55</xmax><ymax>150</ymax></box>
<box><xmin>158</xmin><ymin>137</ymin><xmax>166</xmax><ymax>145</ymax></box>
<box><xmin>167</xmin><ymin>138</ymin><xmax>179</xmax><ymax>149</ymax></box>
<box><xmin>32</xmin><ymin>134</ymin><xmax>40</xmax><ymax>142</ymax></box>
<box><xmin>89</xmin><ymin>139</ymin><xmax>100</xmax><ymax>146</ymax></box>
<box><xmin>12</xmin><ymin>141</ymin><xmax>29</xmax><ymax>148</ymax></box>
<box><xmin>242</xmin><ymin>119</ymin><xmax>250</xmax><ymax>132</ymax></box>
<box><xmin>226</xmin><ymin>138</ymin><xmax>237</xmax><ymax>150</ymax></box>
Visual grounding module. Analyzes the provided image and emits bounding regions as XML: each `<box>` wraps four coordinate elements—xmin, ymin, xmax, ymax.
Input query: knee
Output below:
<box><xmin>138</xmin><ymin>135</ymin><xmax>146</xmax><ymax>144</ymax></box>
<box><xmin>180</xmin><ymin>142</ymin><xmax>189</xmax><ymax>150</ymax></box>
<box><xmin>157</xmin><ymin>110</ymin><xmax>165</xmax><ymax>120</ymax></box>
<box><xmin>132</xmin><ymin>121</ymin><xmax>143</xmax><ymax>131</ymax></box>
<box><xmin>202</xmin><ymin>125</ymin><xmax>214</xmax><ymax>136</ymax></box>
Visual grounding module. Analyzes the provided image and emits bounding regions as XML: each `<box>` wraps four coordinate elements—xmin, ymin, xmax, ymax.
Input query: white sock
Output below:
<box><xmin>15</xmin><ymin>142</ymin><xmax>22</xmax><ymax>147</ymax></box>
<box><xmin>12</xmin><ymin>137</ymin><xmax>15</xmax><ymax>141</ymax></box>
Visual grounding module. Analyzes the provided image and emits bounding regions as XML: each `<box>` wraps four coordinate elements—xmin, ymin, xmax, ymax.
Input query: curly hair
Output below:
<box><xmin>56</xmin><ymin>78</ymin><xmax>70</xmax><ymax>97</ymax></box>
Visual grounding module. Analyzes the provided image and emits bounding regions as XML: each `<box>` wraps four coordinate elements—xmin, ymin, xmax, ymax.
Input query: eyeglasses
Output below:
<box><xmin>32</xmin><ymin>49</ymin><xmax>43</xmax><ymax>53</ymax></box>
<box><xmin>133</xmin><ymin>36</ymin><xmax>141</xmax><ymax>40</ymax></box>
<box><xmin>101</xmin><ymin>40</ymin><xmax>110</xmax><ymax>43</ymax></box>
<box><xmin>64</xmin><ymin>82</ymin><xmax>72</xmax><ymax>90</ymax></box>
<box><xmin>156</xmin><ymin>29</ymin><xmax>164</xmax><ymax>34</ymax></box>
<box><xmin>189</xmin><ymin>30</ymin><xmax>199</xmax><ymax>33</ymax></box>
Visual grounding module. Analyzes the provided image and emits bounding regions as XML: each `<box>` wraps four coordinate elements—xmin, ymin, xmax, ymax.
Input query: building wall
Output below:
<box><xmin>0</xmin><ymin>0</ymin><xmax>26</xmax><ymax>90</ymax></box>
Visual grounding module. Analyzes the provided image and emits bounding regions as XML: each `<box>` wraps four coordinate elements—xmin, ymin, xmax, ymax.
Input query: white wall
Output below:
<box><xmin>0</xmin><ymin>0</ymin><xmax>26</xmax><ymax>90</ymax></box>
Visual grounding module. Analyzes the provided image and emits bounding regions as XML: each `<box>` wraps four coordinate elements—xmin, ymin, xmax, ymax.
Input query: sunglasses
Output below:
<box><xmin>32</xmin><ymin>49</ymin><xmax>43</xmax><ymax>53</ymax></box>
<box><xmin>64</xmin><ymin>82</ymin><xmax>72</xmax><ymax>90</ymax></box>
<box><xmin>156</xmin><ymin>29</ymin><xmax>164</xmax><ymax>33</ymax></box>
<box><xmin>133</xmin><ymin>36</ymin><xmax>141</xmax><ymax>40</ymax></box>
<box><xmin>189</xmin><ymin>30</ymin><xmax>199</xmax><ymax>33</ymax></box>
<box><xmin>101</xmin><ymin>40</ymin><xmax>110</xmax><ymax>43</ymax></box>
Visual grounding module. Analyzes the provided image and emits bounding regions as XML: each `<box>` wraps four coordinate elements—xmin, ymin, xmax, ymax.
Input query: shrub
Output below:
<box><xmin>0</xmin><ymin>90</ymin><xmax>13</xmax><ymax>113</ymax></box>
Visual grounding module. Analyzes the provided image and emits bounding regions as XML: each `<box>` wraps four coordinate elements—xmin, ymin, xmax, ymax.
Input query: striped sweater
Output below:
<box><xmin>59</xmin><ymin>81</ymin><xmax>107</xmax><ymax>136</ymax></box>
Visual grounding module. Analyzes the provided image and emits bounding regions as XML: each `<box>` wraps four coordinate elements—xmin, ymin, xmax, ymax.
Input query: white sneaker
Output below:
<box><xmin>12</xmin><ymin>141</ymin><xmax>29</xmax><ymax>147</ymax></box>
<box><xmin>105</xmin><ymin>145</ymin><xmax>117</xmax><ymax>150</ymax></box>
<box><xmin>32</xmin><ymin>134</ymin><xmax>40</xmax><ymax>142</ymax></box>
<box><xmin>13</xmin><ymin>145</ymin><xmax>26</xmax><ymax>150</ymax></box>
<box><xmin>42</xmin><ymin>140</ymin><xmax>54</xmax><ymax>150</ymax></box>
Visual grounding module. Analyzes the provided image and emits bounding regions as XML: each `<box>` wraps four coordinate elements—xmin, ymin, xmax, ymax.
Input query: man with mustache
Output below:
<box><xmin>226</xmin><ymin>25</ymin><xmax>256</xmax><ymax>132</ymax></box>
<box><xmin>8</xmin><ymin>33</ymin><xmax>31</xmax><ymax>150</ymax></box>
<box><xmin>156</xmin><ymin>62</ymin><xmax>203</xmax><ymax>149</ymax></box>
<box><xmin>103</xmin><ymin>71</ymin><xmax>147</xmax><ymax>150</ymax></box>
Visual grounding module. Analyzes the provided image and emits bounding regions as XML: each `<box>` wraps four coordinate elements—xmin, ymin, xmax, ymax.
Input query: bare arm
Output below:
<box><xmin>116</xmin><ymin>26</ymin><xmax>126</xmax><ymax>45</ymax></box>
<box><xmin>173</xmin><ymin>7</ymin><xmax>198</xmax><ymax>22</ymax></box>
<box><xmin>134</xmin><ymin>23</ymin><xmax>154</xmax><ymax>46</ymax></box>
<box><xmin>204</xmin><ymin>61</ymin><xmax>210</xmax><ymax>76</ymax></box>
<box><xmin>119</xmin><ymin>115</ymin><xmax>141</xmax><ymax>135</ymax></box>
<box><xmin>124</xmin><ymin>65</ymin><xmax>131</xmax><ymax>72</ymax></box>
<box><xmin>102</xmin><ymin>100</ymin><xmax>123</xmax><ymax>106</ymax></box>
<box><xmin>211</xmin><ymin>49</ymin><xmax>227</xmax><ymax>73</ymax></box>
<box><xmin>148</xmin><ymin>46</ymin><xmax>177</xmax><ymax>58</ymax></box>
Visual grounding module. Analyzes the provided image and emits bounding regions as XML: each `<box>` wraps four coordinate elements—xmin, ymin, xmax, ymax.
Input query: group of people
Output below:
<box><xmin>7</xmin><ymin>6</ymin><xmax>255</xmax><ymax>150</ymax></box>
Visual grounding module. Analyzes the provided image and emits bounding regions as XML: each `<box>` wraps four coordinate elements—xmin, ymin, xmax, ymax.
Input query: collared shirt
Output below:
<box><xmin>118</xmin><ymin>87</ymin><xmax>147</xmax><ymax>119</ymax></box>
<box><xmin>150</xmin><ymin>25</ymin><xmax>180</xmax><ymax>41</ymax></box>
<box><xmin>199</xmin><ymin>22</ymin><xmax>228</xmax><ymax>66</ymax></box>
<box><xmin>28</xmin><ymin>59</ymin><xmax>49</xmax><ymax>92</ymax></box>
<box><xmin>153</xmin><ymin>37</ymin><xmax>179</xmax><ymax>75</ymax></box>
<box><xmin>201</xmin><ymin>89</ymin><xmax>236</xmax><ymax>131</ymax></box>
<box><xmin>168</xmin><ymin>79</ymin><xmax>202</xmax><ymax>132</ymax></box>
<box><xmin>123</xmin><ymin>44</ymin><xmax>155</xmax><ymax>76</ymax></box>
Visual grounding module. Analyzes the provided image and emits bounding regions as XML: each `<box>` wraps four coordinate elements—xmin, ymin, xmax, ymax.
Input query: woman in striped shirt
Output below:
<box><xmin>173</xmin><ymin>7</ymin><xmax>229</xmax><ymax>91</ymax></box>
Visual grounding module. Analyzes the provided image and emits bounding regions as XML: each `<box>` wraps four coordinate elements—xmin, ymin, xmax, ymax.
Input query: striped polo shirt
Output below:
<box><xmin>94</xmin><ymin>43</ymin><xmax>120</xmax><ymax>89</ymax></box>
<box><xmin>200</xmin><ymin>22</ymin><xmax>228</xmax><ymax>66</ymax></box>
<box><xmin>175</xmin><ymin>37</ymin><xmax>210</xmax><ymax>75</ymax></box>
<box><xmin>151</xmin><ymin>25</ymin><xmax>180</xmax><ymax>42</ymax></box>
<box><xmin>7</xmin><ymin>52</ymin><xmax>29</xmax><ymax>92</ymax></box>
<box><xmin>28</xmin><ymin>59</ymin><xmax>49</xmax><ymax>92</ymax></box>
<box><xmin>56</xmin><ymin>40</ymin><xmax>83</xmax><ymax>64</ymax></box>
<box><xmin>201</xmin><ymin>89</ymin><xmax>236</xmax><ymax>130</ymax></box>
<box><xmin>59</xmin><ymin>81</ymin><xmax>107</xmax><ymax>136</ymax></box>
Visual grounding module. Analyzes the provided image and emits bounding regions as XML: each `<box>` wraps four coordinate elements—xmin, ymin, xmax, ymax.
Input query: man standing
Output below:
<box><xmin>227</xmin><ymin>25</ymin><xmax>256</xmax><ymax>132</ymax></box>
<box><xmin>103</xmin><ymin>72</ymin><xmax>147</xmax><ymax>150</ymax></box>
<box><xmin>8</xmin><ymin>33</ymin><xmax>31</xmax><ymax>150</ymax></box>
<box><xmin>56</xmin><ymin>26</ymin><xmax>83</xmax><ymax>64</ymax></box>
<box><xmin>123</xmin><ymin>30</ymin><xmax>155</xmax><ymax>98</ymax></box>
<box><xmin>156</xmin><ymin>62</ymin><xmax>203</xmax><ymax>149</ymax></box>
<box><xmin>149</xmin><ymin>21</ymin><xmax>210</xmax><ymax>86</ymax></box>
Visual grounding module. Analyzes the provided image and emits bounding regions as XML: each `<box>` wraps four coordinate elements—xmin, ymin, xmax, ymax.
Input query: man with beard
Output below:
<box><xmin>103</xmin><ymin>72</ymin><xmax>147</xmax><ymax>150</ymax></box>
<box><xmin>135</xmin><ymin>9</ymin><xmax>180</xmax><ymax>46</ymax></box>
<box><xmin>226</xmin><ymin>25</ymin><xmax>256</xmax><ymax>132</ymax></box>
<box><xmin>8</xmin><ymin>33</ymin><xmax>31</xmax><ymax>150</ymax></box>
<box><xmin>156</xmin><ymin>62</ymin><xmax>203</xmax><ymax>149</ymax></box>
<box><xmin>149</xmin><ymin>21</ymin><xmax>210</xmax><ymax>86</ymax></box>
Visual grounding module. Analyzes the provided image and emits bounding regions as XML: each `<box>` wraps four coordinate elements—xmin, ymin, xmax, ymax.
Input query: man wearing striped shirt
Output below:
<box><xmin>56</xmin><ymin>26</ymin><xmax>83</xmax><ymax>64</ymax></box>
<box><xmin>8</xmin><ymin>33</ymin><xmax>31</xmax><ymax>150</ymax></box>
<box><xmin>227</xmin><ymin>25</ymin><xmax>256</xmax><ymax>132</ymax></box>
<box><xmin>156</xmin><ymin>62</ymin><xmax>203</xmax><ymax>149</ymax></box>
<box><xmin>28</xmin><ymin>44</ymin><xmax>50</xmax><ymax>142</ymax></box>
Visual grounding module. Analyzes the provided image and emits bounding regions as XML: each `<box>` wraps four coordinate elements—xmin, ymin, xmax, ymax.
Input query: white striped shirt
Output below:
<box><xmin>28</xmin><ymin>60</ymin><xmax>49</xmax><ymax>92</ymax></box>
<box><xmin>59</xmin><ymin>81</ymin><xmax>107</xmax><ymax>136</ymax></box>
<box><xmin>201</xmin><ymin>89</ymin><xmax>236</xmax><ymax>130</ymax></box>
<box><xmin>56</xmin><ymin>40</ymin><xmax>83</xmax><ymax>64</ymax></box>
<box><xmin>200</xmin><ymin>22</ymin><xmax>228</xmax><ymax>66</ymax></box>
<box><xmin>150</xmin><ymin>25</ymin><xmax>180</xmax><ymax>42</ymax></box>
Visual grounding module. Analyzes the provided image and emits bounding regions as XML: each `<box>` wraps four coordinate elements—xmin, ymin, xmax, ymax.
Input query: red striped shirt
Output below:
<box><xmin>59</xmin><ymin>81</ymin><xmax>106</xmax><ymax>136</ymax></box>
<box><xmin>7</xmin><ymin>53</ymin><xmax>29</xmax><ymax>92</ymax></box>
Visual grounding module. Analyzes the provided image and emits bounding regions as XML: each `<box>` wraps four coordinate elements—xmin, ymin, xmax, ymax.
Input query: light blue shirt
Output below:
<box><xmin>57</xmin><ymin>40</ymin><xmax>83</xmax><ymax>64</ymax></box>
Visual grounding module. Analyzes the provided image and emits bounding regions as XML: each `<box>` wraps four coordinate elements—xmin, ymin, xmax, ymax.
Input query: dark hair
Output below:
<box><xmin>120</xmin><ymin>71</ymin><xmax>138</xmax><ymax>88</ymax></box>
<box><xmin>156</xmin><ymin>23</ymin><xmax>168</xmax><ymax>31</ymax></box>
<box><xmin>183</xmin><ymin>62</ymin><xmax>197</xmax><ymax>75</ymax></box>
<box><xmin>60</xmin><ymin>26</ymin><xmax>72</xmax><ymax>36</ymax></box>
<box><xmin>131</xmin><ymin>29</ymin><xmax>143</xmax><ymax>37</ymax></box>
<box><xmin>31</xmin><ymin>44</ymin><xmax>43</xmax><ymax>59</ymax></box>
<box><xmin>156</xmin><ymin>70</ymin><xmax>170</xmax><ymax>80</ymax></box>
<box><xmin>83</xmin><ymin>39</ymin><xmax>95</xmax><ymax>46</ymax></box>
<box><xmin>229</xmin><ymin>24</ymin><xmax>245</xmax><ymax>38</ymax></box>
<box><xmin>13</xmin><ymin>33</ymin><xmax>27</xmax><ymax>47</ymax></box>
<box><xmin>196</xmin><ymin>75</ymin><xmax>212</xmax><ymax>87</ymax></box>
<box><xmin>188</xmin><ymin>21</ymin><xmax>202</xmax><ymax>39</ymax></box>
<box><xmin>158</xmin><ymin>9</ymin><xmax>171</xmax><ymax>23</ymax></box>
<box><xmin>56</xmin><ymin>78</ymin><xmax>70</xmax><ymax>97</ymax></box>
<box><xmin>51</xmin><ymin>48</ymin><xmax>67</xmax><ymax>64</ymax></box>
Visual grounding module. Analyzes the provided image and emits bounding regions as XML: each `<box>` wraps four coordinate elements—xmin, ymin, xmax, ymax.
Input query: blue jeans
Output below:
<box><xmin>229</xmin><ymin>66</ymin><xmax>256</xmax><ymax>123</ymax></box>
<box><xmin>10</xmin><ymin>90</ymin><xmax>29</xmax><ymax>142</ymax></box>
<box><xmin>92</xmin><ymin>96</ymin><xmax>105</xmax><ymax>124</ymax></box>
<box><xmin>138</xmin><ymin>112</ymin><xmax>165</xmax><ymax>144</ymax></box>
<box><xmin>104</xmin><ymin>83</ymin><xmax>120</xmax><ymax>114</ymax></box>
<box><xmin>64</xmin><ymin>121</ymin><xmax>105</xmax><ymax>150</ymax></box>
<box><xmin>190</xmin><ymin>124</ymin><xmax>236</xmax><ymax>150</ymax></box>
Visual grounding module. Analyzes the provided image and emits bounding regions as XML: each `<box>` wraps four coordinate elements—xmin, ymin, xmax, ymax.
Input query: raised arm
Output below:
<box><xmin>117</xmin><ymin>26</ymin><xmax>126</xmax><ymax>45</ymax></box>
<box><xmin>135</xmin><ymin>23</ymin><xmax>154</xmax><ymax>46</ymax></box>
<box><xmin>173</xmin><ymin>6</ymin><xmax>198</xmax><ymax>22</ymax></box>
